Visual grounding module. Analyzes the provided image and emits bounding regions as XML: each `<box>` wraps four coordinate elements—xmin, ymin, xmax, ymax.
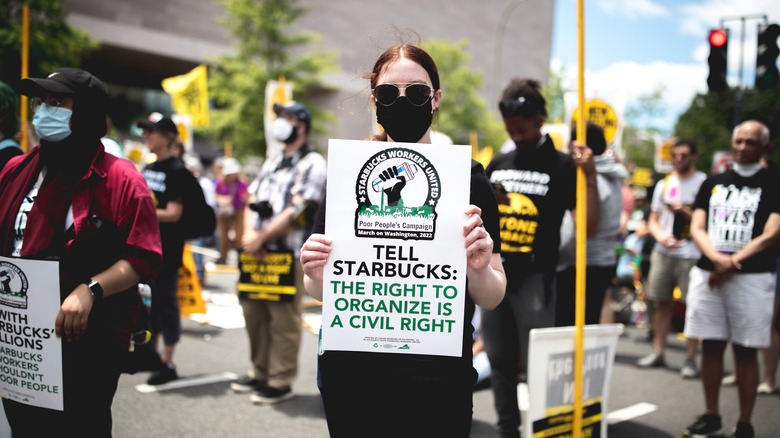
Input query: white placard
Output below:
<box><xmin>322</xmin><ymin>139</ymin><xmax>471</xmax><ymax>357</ymax></box>
<box><xmin>0</xmin><ymin>256</ymin><xmax>63</xmax><ymax>411</ymax></box>
<box><xmin>525</xmin><ymin>324</ymin><xmax>623</xmax><ymax>438</ymax></box>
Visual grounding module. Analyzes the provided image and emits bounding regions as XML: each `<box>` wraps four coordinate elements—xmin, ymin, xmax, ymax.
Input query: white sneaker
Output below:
<box><xmin>680</xmin><ymin>358</ymin><xmax>699</xmax><ymax>379</ymax></box>
<box><xmin>757</xmin><ymin>382</ymin><xmax>775</xmax><ymax>395</ymax></box>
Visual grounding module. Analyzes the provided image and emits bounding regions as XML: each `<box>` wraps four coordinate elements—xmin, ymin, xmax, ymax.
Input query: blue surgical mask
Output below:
<box><xmin>33</xmin><ymin>104</ymin><xmax>73</xmax><ymax>142</ymax></box>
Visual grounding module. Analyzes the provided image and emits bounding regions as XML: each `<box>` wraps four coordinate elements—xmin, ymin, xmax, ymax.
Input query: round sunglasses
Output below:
<box><xmin>372</xmin><ymin>83</ymin><xmax>433</xmax><ymax>106</ymax></box>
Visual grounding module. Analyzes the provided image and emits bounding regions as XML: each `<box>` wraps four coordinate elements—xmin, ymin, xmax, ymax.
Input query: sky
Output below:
<box><xmin>550</xmin><ymin>0</ymin><xmax>780</xmax><ymax>134</ymax></box>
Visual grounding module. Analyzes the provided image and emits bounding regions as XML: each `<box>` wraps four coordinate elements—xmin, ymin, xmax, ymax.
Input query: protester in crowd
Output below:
<box><xmin>300</xmin><ymin>42</ymin><xmax>506</xmax><ymax>437</ymax></box>
<box><xmin>0</xmin><ymin>67</ymin><xmax>161</xmax><ymax>435</ymax></box>
<box><xmin>0</xmin><ymin>80</ymin><xmax>23</xmax><ymax>169</ymax></box>
<box><xmin>556</xmin><ymin>122</ymin><xmax>626</xmax><ymax>327</ymax></box>
<box><xmin>626</xmin><ymin>185</ymin><xmax>658</xmax><ymax>341</ymax></box>
<box><xmin>682</xmin><ymin>120</ymin><xmax>780</xmax><ymax>438</ymax></box>
<box><xmin>230</xmin><ymin>101</ymin><xmax>327</xmax><ymax>405</ymax></box>
<box><xmin>482</xmin><ymin>78</ymin><xmax>599</xmax><ymax>438</ymax></box>
<box><xmin>139</xmin><ymin>113</ymin><xmax>189</xmax><ymax>385</ymax></box>
<box><xmin>636</xmin><ymin>140</ymin><xmax>707</xmax><ymax>379</ymax></box>
<box><xmin>215</xmin><ymin>156</ymin><xmax>248</xmax><ymax>264</ymax></box>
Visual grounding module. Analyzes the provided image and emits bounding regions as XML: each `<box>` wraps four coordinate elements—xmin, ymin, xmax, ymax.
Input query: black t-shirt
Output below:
<box><xmin>313</xmin><ymin>159</ymin><xmax>501</xmax><ymax>377</ymax></box>
<box><xmin>143</xmin><ymin>157</ymin><xmax>189</xmax><ymax>270</ymax></box>
<box><xmin>693</xmin><ymin>167</ymin><xmax>780</xmax><ymax>272</ymax></box>
<box><xmin>485</xmin><ymin>134</ymin><xmax>576</xmax><ymax>278</ymax></box>
<box><xmin>0</xmin><ymin>140</ymin><xmax>23</xmax><ymax>171</ymax></box>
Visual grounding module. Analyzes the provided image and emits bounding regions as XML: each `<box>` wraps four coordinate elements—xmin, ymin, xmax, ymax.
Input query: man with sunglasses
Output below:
<box><xmin>636</xmin><ymin>140</ymin><xmax>706</xmax><ymax>379</ymax></box>
<box><xmin>482</xmin><ymin>78</ymin><xmax>600</xmax><ymax>438</ymax></box>
<box><xmin>0</xmin><ymin>67</ymin><xmax>161</xmax><ymax>435</ymax></box>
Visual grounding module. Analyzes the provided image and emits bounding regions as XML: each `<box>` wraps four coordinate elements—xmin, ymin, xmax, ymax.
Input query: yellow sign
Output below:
<box><xmin>571</xmin><ymin>99</ymin><xmax>619</xmax><ymax>145</ymax></box>
<box><xmin>631</xmin><ymin>167</ymin><xmax>653</xmax><ymax>187</ymax></box>
<box><xmin>658</xmin><ymin>138</ymin><xmax>674</xmax><ymax>162</ymax></box>
<box><xmin>162</xmin><ymin>65</ymin><xmax>209</xmax><ymax>127</ymax></box>
<box><xmin>655</xmin><ymin>137</ymin><xmax>675</xmax><ymax>174</ymax></box>
<box><xmin>264</xmin><ymin>77</ymin><xmax>293</xmax><ymax>158</ymax></box>
<box><xmin>177</xmin><ymin>244</ymin><xmax>206</xmax><ymax>316</ymax></box>
<box><xmin>237</xmin><ymin>250</ymin><xmax>296</xmax><ymax>301</ymax></box>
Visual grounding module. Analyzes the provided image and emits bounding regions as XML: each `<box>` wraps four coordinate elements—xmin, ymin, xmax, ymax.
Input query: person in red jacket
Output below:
<box><xmin>0</xmin><ymin>67</ymin><xmax>162</xmax><ymax>436</ymax></box>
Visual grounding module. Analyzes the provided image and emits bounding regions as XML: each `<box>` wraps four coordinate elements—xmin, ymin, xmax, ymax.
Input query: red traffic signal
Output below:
<box><xmin>707</xmin><ymin>28</ymin><xmax>729</xmax><ymax>92</ymax></box>
<box><xmin>709</xmin><ymin>29</ymin><xmax>728</xmax><ymax>47</ymax></box>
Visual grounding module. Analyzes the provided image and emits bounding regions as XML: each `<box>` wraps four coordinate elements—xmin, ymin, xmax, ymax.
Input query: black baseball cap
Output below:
<box><xmin>273</xmin><ymin>101</ymin><xmax>311</xmax><ymax>131</ymax></box>
<box><xmin>19</xmin><ymin>67</ymin><xmax>108</xmax><ymax>102</ymax></box>
<box><xmin>137</xmin><ymin>112</ymin><xmax>178</xmax><ymax>135</ymax></box>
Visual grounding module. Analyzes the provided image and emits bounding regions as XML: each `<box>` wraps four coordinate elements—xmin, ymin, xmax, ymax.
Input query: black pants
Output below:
<box><xmin>3</xmin><ymin>330</ymin><xmax>123</xmax><ymax>437</ymax></box>
<box><xmin>555</xmin><ymin>265</ymin><xmax>616</xmax><ymax>327</ymax></box>
<box><xmin>318</xmin><ymin>351</ymin><xmax>475</xmax><ymax>438</ymax></box>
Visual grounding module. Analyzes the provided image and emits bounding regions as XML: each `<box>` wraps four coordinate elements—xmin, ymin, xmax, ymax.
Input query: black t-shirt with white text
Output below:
<box><xmin>143</xmin><ymin>157</ymin><xmax>188</xmax><ymax>270</ymax></box>
<box><xmin>693</xmin><ymin>167</ymin><xmax>780</xmax><ymax>273</ymax></box>
<box><xmin>485</xmin><ymin>134</ymin><xmax>576</xmax><ymax>278</ymax></box>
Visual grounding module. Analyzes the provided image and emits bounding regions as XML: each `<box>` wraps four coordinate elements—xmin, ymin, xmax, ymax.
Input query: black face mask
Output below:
<box><xmin>376</xmin><ymin>97</ymin><xmax>432</xmax><ymax>143</ymax></box>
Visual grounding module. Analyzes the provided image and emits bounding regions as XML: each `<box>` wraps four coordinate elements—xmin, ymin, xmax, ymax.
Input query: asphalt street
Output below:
<box><xmin>7</xmin><ymin>259</ymin><xmax>779</xmax><ymax>438</ymax></box>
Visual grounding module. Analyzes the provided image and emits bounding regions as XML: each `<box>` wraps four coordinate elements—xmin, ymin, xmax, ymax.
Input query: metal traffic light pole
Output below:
<box><xmin>719</xmin><ymin>14</ymin><xmax>767</xmax><ymax>87</ymax></box>
<box><xmin>718</xmin><ymin>14</ymin><xmax>767</xmax><ymax>126</ymax></box>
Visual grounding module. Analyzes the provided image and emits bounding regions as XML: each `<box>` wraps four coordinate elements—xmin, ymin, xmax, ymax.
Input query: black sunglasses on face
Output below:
<box><xmin>373</xmin><ymin>83</ymin><xmax>433</xmax><ymax>106</ymax></box>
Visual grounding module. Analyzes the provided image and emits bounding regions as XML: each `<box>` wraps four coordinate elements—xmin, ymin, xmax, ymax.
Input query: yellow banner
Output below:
<box><xmin>178</xmin><ymin>244</ymin><xmax>206</xmax><ymax>316</ymax></box>
<box><xmin>162</xmin><ymin>65</ymin><xmax>209</xmax><ymax>127</ymax></box>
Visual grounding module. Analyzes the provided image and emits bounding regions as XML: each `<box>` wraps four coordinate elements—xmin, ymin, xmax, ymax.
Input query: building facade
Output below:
<box><xmin>63</xmin><ymin>0</ymin><xmax>555</xmax><ymax>156</ymax></box>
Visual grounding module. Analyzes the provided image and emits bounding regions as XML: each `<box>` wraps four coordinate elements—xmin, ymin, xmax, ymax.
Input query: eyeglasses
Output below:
<box><xmin>30</xmin><ymin>96</ymin><xmax>69</xmax><ymax>114</ymax></box>
<box><xmin>372</xmin><ymin>83</ymin><xmax>433</xmax><ymax>106</ymax></box>
<box><xmin>498</xmin><ymin>96</ymin><xmax>539</xmax><ymax>116</ymax></box>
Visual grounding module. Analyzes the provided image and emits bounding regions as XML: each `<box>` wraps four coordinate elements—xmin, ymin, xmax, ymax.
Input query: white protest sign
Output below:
<box><xmin>322</xmin><ymin>139</ymin><xmax>471</xmax><ymax>357</ymax></box>
<box><xmin>526</xmin><ymin>324</ymin><xmax>623</xmax><ymax>438</ymax></box>
<box><xmin>0</xmin><ymin>257</ymin><xmax>63</xmax><ymax>411</ymax></box>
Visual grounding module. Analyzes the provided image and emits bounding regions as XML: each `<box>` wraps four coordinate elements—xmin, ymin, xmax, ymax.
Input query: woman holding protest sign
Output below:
<box><xmin>300</xmin><ymin>40</ymin><xmax>506</xmax><ymax>437</ymax></box>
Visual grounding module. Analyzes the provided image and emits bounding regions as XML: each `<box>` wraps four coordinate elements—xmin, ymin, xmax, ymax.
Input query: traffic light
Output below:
<box><xmin>707</xmin><ymin>29</ymin><xmax>728</xmax><ymax>92</ymax></box>
<box><xmin>755</xmin><ymin>23</ymin><xmax>780</xmax><ymax>90</ymax></box>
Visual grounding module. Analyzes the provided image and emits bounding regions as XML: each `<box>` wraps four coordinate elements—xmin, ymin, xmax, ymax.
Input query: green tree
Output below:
<box><xmin>541</xmin><ymin>64</ymin><xmax>567</xmax><ymax>124</ymax></box>
<box><xmin>422</xmin><ymin>39</ymin><xmax>506</xmax><ymax>151</ymax></box>
<box><xmin>621</xmin><ymin>85</ymin><xmax>667</xmax><ymax>171</ymax></box>
<box><xmin>675</xmin><ymin>86</ymin><xmax>780</xmax><ymax>171</ymax></box>
<box><xmin>1</xmin><ymin>0</ymin><xmax>97</xmax><ymax>86</ymax></box>
<box><xmin>208</xmin><ymin>0</ymin><xmax>337</xmax><ymax>157</ymax></box>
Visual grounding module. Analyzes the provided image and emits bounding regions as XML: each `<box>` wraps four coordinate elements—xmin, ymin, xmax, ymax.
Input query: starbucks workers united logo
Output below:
<box><xmin>354</xmin><ymin>147</ymin><xmax>441</xmax><ymax>241</ymax></box>
<box><xmin>0</xmin><ymin>261</ymin><xmax>29</xmax><ymax>309</ymax></box>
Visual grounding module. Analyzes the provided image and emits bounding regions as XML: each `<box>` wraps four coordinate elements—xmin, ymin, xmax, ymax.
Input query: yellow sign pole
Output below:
<box><xmin>20</xmin><ymin>5</ymin><xmax>30</xmax><ymax>152</ymax></box>
<box><xmin>574</xmin><ymin>0</ymin><xmax>587</xmax><ymax>437</ymax></box>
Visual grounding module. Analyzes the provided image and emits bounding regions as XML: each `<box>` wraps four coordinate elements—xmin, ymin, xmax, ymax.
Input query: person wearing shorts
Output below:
<box><xmin>637</xmin><ymin>140</ymin><xmax>706</xmax><ymax>378</ymax></box>
<box><xmin>682</xmin><ymin>121</ymin><xmax>780</xmax><ymax>438</ymax></box>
